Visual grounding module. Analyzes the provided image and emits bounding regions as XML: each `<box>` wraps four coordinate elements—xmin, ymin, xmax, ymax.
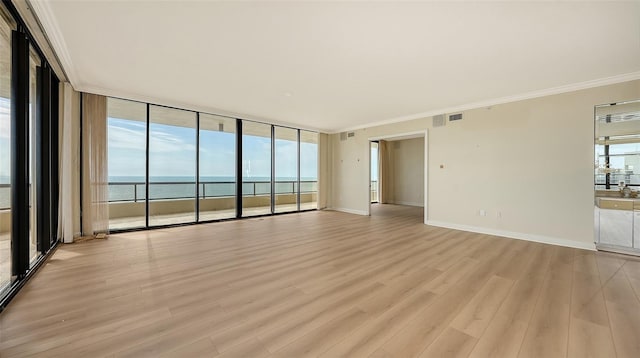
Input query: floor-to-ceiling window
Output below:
<box><xmin>300</xmin><ymin>131</ymin><xmax>318</xmax><ymax>210</ymax></box>
<box><xmin>107</xmin><ymin>98</ymin><xmax>147</xmax><ymax>230</ymax></box>
<box><xmin>199</xmin><ymin>114</ymin><xmax>236</xmax><ymax>221</ymax></box>
<box><xmin>0</xmin><ymin>1</ymin><xmax>60</xmax><ymax>308</ymax></box>
<box><xmin>242</xmin><ymin>121</ymin><xmax>272</xmax><ymax>216</ymax></box>
<box><xmin>104</xmin><ymin>98</ymin><xmax>319</xmax><ymax>230</ymax></box>
<box><xmin>274</xmin><ymin>127</ymin><xmax>298</xmax><ymax>213</ymax></box>
<box><xmin>148</xmin><ymin>105</ymin><xmax>197</xmax><ymax>226</ymax></box>
<box><xmin>28</xmin><ymin>46</ymin><xmax>40</xmax><ymax>265</ymax></box>
<box><xmin>0</xmin><ymin>6</ymin><xmax>15</xmax><ymax>294</ymax></box>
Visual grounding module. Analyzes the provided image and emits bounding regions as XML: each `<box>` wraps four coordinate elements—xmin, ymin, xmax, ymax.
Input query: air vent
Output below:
<box><xmin>449</xmin><ymin>113</ymin><xmax>463</xmax><ymax>121</ymax></box>
<box><xmin>433</xmin><ymin>114</ymin><xmax>446</xmax><ymax>127</ymax></box>
<box><xmin>340</xmin><ymin>132</ymin><xmax>355</xmax><ymax>140</ymax></box>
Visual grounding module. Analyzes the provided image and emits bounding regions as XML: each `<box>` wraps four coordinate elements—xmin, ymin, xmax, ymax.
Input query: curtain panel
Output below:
<box><xmin>81</xmin><ymin>93</ymin><xmax>109</xmax><ymax>237</ymax></box>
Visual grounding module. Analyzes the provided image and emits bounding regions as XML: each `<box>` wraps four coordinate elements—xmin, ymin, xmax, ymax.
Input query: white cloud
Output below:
<box><xmin>108</xmin><ymin>122</ymin><xmax>196</xmax><ymax>154</ymax></box>
<box><xmin>0</xmin><ymin>138</ymin><xmax>9</xmax><ymax>177</ymax></box>
<box><xmin>149</xmin><ymin>129</ymin><xmax>196</xmax><ymax>153</ymax></box>
<box><xmin>0</xmin><ymin>118</ymin><xmax>9</xmax><ymax>140</ymax></box>
<box><xmin>108</xmin><ymin>124</ymin><xmax>145</xmax><ymax>150</ymax></box>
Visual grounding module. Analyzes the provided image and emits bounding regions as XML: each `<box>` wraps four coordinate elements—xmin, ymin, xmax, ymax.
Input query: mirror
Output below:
<box><xmin>595</xmin><ymin>100</ymin><xmax>640</xmax><ymax>193</ymax></box>
<box><xmin>594</xmin><ymin>99</ymin><xmax>640</xmax><ymax>254</ymax></box>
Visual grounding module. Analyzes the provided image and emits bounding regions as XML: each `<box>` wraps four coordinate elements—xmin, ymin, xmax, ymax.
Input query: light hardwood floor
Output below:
<box><xmin>1</xmin><ymin>204</ymin><xmax>639</xmax><ymax>357</ymax></box>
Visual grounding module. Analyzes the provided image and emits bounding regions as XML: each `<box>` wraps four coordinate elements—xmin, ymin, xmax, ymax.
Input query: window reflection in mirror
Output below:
<box><xmin>595</xmin><ymin>100</ymin><xmax>640</xmax><ymax>193</ymax></box>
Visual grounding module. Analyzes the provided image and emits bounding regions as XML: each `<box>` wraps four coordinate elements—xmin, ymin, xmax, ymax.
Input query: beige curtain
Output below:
<box><xmin>379</xmin><ymin>140</ymin><xmax>393</xmax><ymax>204</ymax></box>
<box><xmin>81</xmin><ymin>93</ymin><xmax>109</xmax><ymax>236</ymax></box>
<box><xmin>58</xmin><ymin>83</ymin><xmax>80</xmax><ymax>243</ymax></box>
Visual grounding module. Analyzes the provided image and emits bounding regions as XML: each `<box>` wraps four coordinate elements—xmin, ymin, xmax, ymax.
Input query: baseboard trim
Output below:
<box><xmin>328</xmin><ymin>207</ymin><xmax>369</xmax><ymax>216</ymax></box>
<box><xmin>595</xmin><ymin>244</ymin><xmax>640</xmax><ymax>257</ymax></box>
<box><xmin>426</xmin><ymin>220</ymin><xmax>596</xmax><ymax>251</ymax></box>
<box><xmin>390</xmin><ymin>201</ymin><xmax>424</xmax><ymax>207</ymax></box>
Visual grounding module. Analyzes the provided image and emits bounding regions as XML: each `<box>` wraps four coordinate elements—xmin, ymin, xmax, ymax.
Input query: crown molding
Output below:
<box><xmin>332</xmin><ymin>71</ymin><xmax>640</xmax><ymax>133</ymax></box>
<box><xmin>23</xmin><ymin>0</ymin><xmax>640</xmax><ymax>135</ymax></box>
<box><xmin>27</xmin><ymin>0</ymin><xmax>79</xmax><ymax>87</ymax></box>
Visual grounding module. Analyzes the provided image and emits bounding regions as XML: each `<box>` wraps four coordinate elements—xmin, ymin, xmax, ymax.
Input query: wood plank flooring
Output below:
<box><xmin>1</xmin><ymin>204</ymin><xmax>639</xmax><ymax>357</ymax></box>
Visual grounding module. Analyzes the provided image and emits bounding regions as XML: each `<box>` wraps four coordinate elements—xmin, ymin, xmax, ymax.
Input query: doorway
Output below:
<box><xmin>367</xmin><ymin>131</ymin><xmax>428</xmax><ymax>224</ymax></box>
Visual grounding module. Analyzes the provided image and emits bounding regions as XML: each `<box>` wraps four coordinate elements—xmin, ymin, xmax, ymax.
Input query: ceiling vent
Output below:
<box><xmin>449</xmin><ymin>113</ymin><xmax>463</xmax><ymax>121</ymax></box>
<box><xmin>433</xmin><ymin>114</ymin><xmax>446</xmax><ymax>127</ymax></box>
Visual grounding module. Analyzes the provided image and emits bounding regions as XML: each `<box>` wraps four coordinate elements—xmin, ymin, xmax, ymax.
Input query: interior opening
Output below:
<box><xmin>369</xmin><ymin>135</ymin><xmax>425</xmax><ymax>222</ymax></box>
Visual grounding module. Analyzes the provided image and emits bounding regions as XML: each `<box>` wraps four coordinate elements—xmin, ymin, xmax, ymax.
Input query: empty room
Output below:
<box><xmin>1</xmin><ymin>1</ymin><xmax>640</xmax><ymax>357</ymax></box>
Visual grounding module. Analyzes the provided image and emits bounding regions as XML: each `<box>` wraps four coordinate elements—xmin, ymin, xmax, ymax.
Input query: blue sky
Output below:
<box><xmin>107</xmin><ymin>117</ymin><xmax>318</xmax><ymax>180</ymax></box>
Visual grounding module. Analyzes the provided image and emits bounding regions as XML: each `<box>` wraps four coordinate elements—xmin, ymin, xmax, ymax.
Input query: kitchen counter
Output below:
<box><xmin>596</xmin><ymin>196</ymin><xmax>640</xmax><ymax>210</ymax></box>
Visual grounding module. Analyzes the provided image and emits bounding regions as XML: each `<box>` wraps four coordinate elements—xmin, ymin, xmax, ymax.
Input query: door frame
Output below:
<box><xmin>367</xmin><ymin>130</ymin><xmax>428</xmax><ymax>224</ymax></box>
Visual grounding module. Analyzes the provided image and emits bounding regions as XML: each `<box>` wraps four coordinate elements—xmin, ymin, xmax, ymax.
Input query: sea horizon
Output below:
<box><xmin>108</xmin><ymin>175</ymin><xmax>317</xmax><ymax>183</ymax></box>
<box><xmin>0</xmin><ymin>175</ymin><xmax>318</xmax><ymax>185</ymax></box>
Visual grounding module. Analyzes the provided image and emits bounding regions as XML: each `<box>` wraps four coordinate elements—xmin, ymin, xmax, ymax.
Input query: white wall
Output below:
<box><xmin>329</xmin><ymin>80</ymin><xmax>640</xmax><ymax>250</ymax></box>
<box><xmin>388</xmin><ymin>138</ymin><xmax>424</xmax><ymax>207</ymax></box>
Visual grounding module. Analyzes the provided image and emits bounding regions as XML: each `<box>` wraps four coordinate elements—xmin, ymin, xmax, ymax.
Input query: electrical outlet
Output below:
<box><xmin>497</xmin><ymin>211</ymin><xmax>502</xmax><ymax>219</ymax></box>
<box><xmin>479</xmin><ymin>209</ymin><xmax>486</xmax><ymax>216</ymax></box>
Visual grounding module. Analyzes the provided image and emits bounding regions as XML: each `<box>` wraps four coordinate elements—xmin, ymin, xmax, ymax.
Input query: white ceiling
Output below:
<box><xmin>33</xmin><ymin>1</ymin><xmax>640</xmax><ymax>133</ymax></box>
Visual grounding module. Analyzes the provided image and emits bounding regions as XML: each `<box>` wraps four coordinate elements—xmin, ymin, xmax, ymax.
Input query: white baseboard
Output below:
<box><xmin>595</xmin><ymin>244</ymin><xmax>640</xmax><ymax>257</ymax></box>
<box><xmin>328</xmin><ymin>207</ymin><xmax>369</xmax><ymax>216</ymax></box>
<box><xmin>390</xmin><ymin>201</ymin><xmax>424</xmax><ymax>207</ymax></box>
<box><xmin>426</xmin><ymin>220</ymin><xmax>596</xmax><ymax>251</ymax></box>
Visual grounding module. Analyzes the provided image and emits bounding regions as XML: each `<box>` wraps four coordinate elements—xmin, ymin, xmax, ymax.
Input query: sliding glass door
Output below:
<box><xmin>104</xmin><ymin>98</ymin><xmax>320</xmax><ymax>229</ymax></box>
<box><xmin>274</xmin><ymin>127</ymin><xmax>298</xmax><ymax>213</ymax></box>
<box><xmin>1</xmin><ymin>1</ymin><xmax>60</xmax><ymax>307</ymax></box>
<box><xmin>107</xmin><ymin>98</ymin><xmax>147</xmax><ymax>230</ymax></box>
<box><xmin>149</xmin><ymin>105</ymin><xmax>197</xmax><ymax>226</ymax></box>
<box><xmin>242</xmin><ymin>121</ymin><xmax>272</xmax><ymax>216</ymax></box>
<box><xmin>199</xmin><ymin>114</ymin><xmax>236</xmax><ymax>221</ymax></box>
<box><xmin>0</xmin><ymin>8</ymin><xmax>15</xmax><ymax>293</ymax></box>
<box><xmin>28</xmin><ymin>46</ymin><xmax>40</xmax><ymax>265</ymax></box>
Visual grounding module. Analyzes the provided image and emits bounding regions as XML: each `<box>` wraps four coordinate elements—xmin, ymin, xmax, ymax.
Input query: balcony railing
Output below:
<box><xmin>0</xmin><ymin>184</ymin><xmax>10</xmax><ymax>211</ymax></box>
<box><xmin>108</xmin><ymin>180</ymin><xmax>318</xmax><ymax>203</ymax></box>
<box><xmin>0</xmin><ymin>181</ymin><xmax>318</xmax><ymax>210</ymax></box>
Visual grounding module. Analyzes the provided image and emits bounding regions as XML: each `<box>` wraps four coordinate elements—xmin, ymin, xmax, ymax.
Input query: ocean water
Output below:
<box><xmin>109</xmin><ymin>176</ymin><xmax>317</xmax><ymax>202</ymax></box>
<box><xmin>0</xmin><ymin>176</ymin><xmax>318</xmax><ymax>208</ymax></box>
